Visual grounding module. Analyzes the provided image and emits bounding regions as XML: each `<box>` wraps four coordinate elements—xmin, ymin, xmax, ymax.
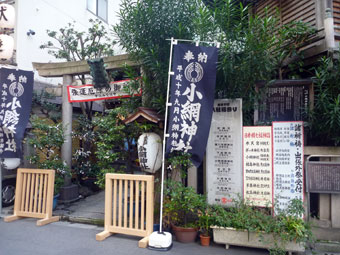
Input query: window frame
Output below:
<box><xmin>87</xmin><ymin>0</ymin><xmax>108</xmax><ymax>23</ymax></box>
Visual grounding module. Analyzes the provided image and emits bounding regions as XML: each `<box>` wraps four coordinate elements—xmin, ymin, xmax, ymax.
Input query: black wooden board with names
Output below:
<box><xmin>255</xmin><ymin>80</ymin><xmax>312</xmax><ymax>124</ymax></box>
<box><xmin>306</xmin><ymin>162</ymin><xmax>340</xmax><ymax>193</ymax></box>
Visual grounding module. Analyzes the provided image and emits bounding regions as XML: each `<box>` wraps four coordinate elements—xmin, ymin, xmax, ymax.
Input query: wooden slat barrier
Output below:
<box><xmin>96</xmin><ymin>174</ymin><xmax>154</xmax><ymax>248</ymax></box>
<box><xmin>4</xmin><ymin>168</ymin><xmax>59</xmax><ymax>226</ymax></box>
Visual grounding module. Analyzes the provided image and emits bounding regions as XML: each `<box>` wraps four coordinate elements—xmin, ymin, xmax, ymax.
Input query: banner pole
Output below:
<box><xmin>159</xmin><ymin>37</ymin><xmax>177</xmax><ymax>233</ymax></box>
<box><xmin>0</xmin><ymin>160</ymin><xmax>2</xmax><ymax>217</ymax></box>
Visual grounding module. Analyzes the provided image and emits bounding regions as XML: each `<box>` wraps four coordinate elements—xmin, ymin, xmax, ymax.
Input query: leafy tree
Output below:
<box><xmin>94</xmin><ymin>107</ymin><xmax>155</xmax><ymax>188</ymax></box>
<box><xmin>40</xmin><ymin>18</ymin><xmax>116</xmax><ymax>120</ymax></box>
<box><xmin>114</xmin><ymin>0</ymin><xmax>201</xmax><ymax>113</ymax></box>
<box><xmin>194</xmin><ymin>0</ymin><xmax>315</xmax><ymax>124</ymax></box>
<box><xmin>40</xmin><ymin>19</ymin><xmax>117</xmax><ymax>179</ymax></box>
<box><xmin>115</xmin><ymin>0</ymin><xmax>315</xmax><ymax>125</ymax></box>
<box><xmin>28</xmin><ymin>117</ymin><xmax>70</xmax><ymax>194</ymax></box>
<box><xmin>308</xmin><ymin>57</ymin><xmax>340</xmax><ymax>145</ymax></box>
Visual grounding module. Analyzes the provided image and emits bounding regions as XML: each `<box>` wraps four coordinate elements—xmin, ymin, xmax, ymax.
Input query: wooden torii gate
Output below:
<box><xmin>32</xmin><ymin>54</ymin><xmax>138</xmax><ymax>200</ymax></box>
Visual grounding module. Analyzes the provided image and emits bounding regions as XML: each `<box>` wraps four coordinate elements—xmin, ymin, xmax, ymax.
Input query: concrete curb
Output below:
<box><xmin>59</xmin><ymin>215</ymin><xmax>104</xmax><ymax>226</ymax></box>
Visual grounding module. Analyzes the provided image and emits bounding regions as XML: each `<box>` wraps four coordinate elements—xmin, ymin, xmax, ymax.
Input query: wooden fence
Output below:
<box><xmin>96</xmin><ymin>173</ymin><xmax>154</xmax><ymax>248</ymax></box>
<box><xmin>4</xmin><ymin>168</ymin><xmax>59</xmax><ymax>226</ymax></box>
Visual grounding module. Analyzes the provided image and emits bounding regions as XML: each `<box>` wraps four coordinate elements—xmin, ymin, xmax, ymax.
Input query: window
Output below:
<box><xmin>87</xmin><ymin>0</ymin><xmax>107</xmax><ymax>22</ymax></box>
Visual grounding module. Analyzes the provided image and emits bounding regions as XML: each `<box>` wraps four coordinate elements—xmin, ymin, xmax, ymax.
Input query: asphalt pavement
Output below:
<box><xmin>0</xmin><ymin>218</ymin><xmax>270</xmax><ymax>255</ymax></box>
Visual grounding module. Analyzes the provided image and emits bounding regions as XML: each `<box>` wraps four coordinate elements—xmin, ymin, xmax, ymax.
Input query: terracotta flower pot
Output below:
<box><xmin>172</xmin><ymin>224</ymin><xmax>198</xmax><ymax>243</ymax></box>
<box><xmin>200</xmin><ymin>234</ymin><xmax>211</xmax><ymax>246</ymax></box>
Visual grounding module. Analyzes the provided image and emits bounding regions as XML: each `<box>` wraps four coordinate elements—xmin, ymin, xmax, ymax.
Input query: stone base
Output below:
<box><xmin>58</xmin><ymin>184</ymin><xmax>79</xmax><ymax>204</ymax></box>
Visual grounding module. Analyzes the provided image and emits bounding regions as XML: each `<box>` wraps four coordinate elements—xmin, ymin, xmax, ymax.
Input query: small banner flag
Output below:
<box><xmin>0</xmin><ymin>68</ymin><xmax>34</xmax><ymax>158</ymax></box>
<box><xmin>165</xmin><ymin>43</ymin><xmax>218</xmax><ymax>167</ymax></box>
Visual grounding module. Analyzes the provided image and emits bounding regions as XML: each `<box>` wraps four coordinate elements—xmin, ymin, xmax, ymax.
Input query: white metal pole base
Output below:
<box><xmin>148</xmin><ymin>231</ymin><xmax>173</xmax><ymax>251</ymax></box>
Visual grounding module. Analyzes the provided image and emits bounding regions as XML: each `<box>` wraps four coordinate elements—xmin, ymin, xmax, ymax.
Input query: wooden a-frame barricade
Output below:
<box><xmin>4</xmin><ymin>168</ymin><xmax>59</xmax><ymax>226</ymax></box>
<box><xmin>96</xmin><ymin>173</ymin><xmax>154</xmax><ymax>248</ymax></box>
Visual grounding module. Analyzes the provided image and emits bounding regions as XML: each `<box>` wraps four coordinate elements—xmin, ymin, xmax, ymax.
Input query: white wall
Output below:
<box><xmin>15</xmin><ymin>0</ymin><xmax>121</xmax><ymax>85</ymax></box>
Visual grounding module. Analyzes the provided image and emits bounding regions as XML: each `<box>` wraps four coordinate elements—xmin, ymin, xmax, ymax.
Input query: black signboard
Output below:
<box><xmin>306</xmin><ymin>162</ymin><xmax>340</xmax><ymax>193</ymax></box>
<box><xmin>255</xmin><ymin>80</ymin><xmax>312</xmax><ymax>124</ymax></box>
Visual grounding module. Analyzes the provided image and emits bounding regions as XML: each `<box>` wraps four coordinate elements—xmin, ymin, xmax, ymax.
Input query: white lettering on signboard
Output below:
<box><xmin>243</xmin><ymin>126</ymin><xmax>273</xmax><ymax>207</ymax></box>
<box><xmin>273</xmin><ymin>121</ymin><xmax>304</xmax><ymax>214</ymax></box>
<box><xmin>206</xmin><ymin>99</ymin><xmax>242</xmax><ymax>207</ymax></box>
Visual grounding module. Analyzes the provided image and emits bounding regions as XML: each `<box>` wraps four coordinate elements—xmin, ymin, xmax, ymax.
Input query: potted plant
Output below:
<box><xmin>210</xmin><ymin>198</ymin><xmax>313</xmax><ymax>255</ymax></box>
<box><xmin>163</xmin><ymin>180</ymin><xmax>204</xmax><ymax>243</ymax></box>
<box><xmin>198</xmin><ymin>204</ymin><xmax>214</xmax><ymax>246</ymax></box>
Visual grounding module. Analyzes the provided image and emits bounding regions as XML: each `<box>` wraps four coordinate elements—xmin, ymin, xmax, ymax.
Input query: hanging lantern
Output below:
<box><xmin>0</xmin><ymin>34</ymin><xmax>14</xmax><ymax>60</ymax></box>
<box><xmin>0</xmin><ymin>4</ymin><xmax>15</xmax><ymax>29</ymax></box>
<box><xmin>137</xmin><ymin>133</ymin><xmax>162</xmax><ymax>173</ymax></box>
<box><xmin>3</xmin><ymin>158</ymin><xmax>20</xmax><ymax>170</ymax></box>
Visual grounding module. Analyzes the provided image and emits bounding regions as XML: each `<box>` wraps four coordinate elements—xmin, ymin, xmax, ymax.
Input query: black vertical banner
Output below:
<box><xmin>0</xmin><ymin>68</ymin><xmax>34</xmax><ymax>158</ymax></box>
<box><xmin>165</xmin><ymin>43</ymin><xmax>218</xmax><ymax>167</ymax></box>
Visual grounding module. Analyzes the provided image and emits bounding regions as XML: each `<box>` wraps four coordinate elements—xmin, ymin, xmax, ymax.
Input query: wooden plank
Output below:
<box><xmin>14</xmin><ymin>170</ymin><xmax>23</xmax><ymax>214</ymax></box>
<box><xmin>281</xmin><ymin>0</ymin><xmax>309</xmax><ymax>13</ymax></box>
<box><xmin>16</xmin><ymin>211</ymin><xmax>45</xmax><ymax>218</ymax></box>
<box><xmin>37</xmin><ymin>216</ymin><xmax>60</xmax><ymax>226</ymax></box>
<box><xmin>135</xmin><ymin>180</ymin><xmax>139</xmax><ymax>229</ymax></box>
<box><xmin>108</xmin><ymin>226</ymin><xmax>147</xmax><ymax>237</ymax></box>
<box><xmin>113</xmin><ymin>179</ymin><xmax>117</xmax><ymax>227</ymax></box>
<box><xmin>283</xmin><ymin>8</ymin><xmax>315</xmax><ymax>25</ymax></box>
<box><xmin>106</xmin><ymin>173</ymin><xmax>154</xmax><ymax>182</ymax></box>
<box><xmin>32</xmin><ymin>54</ymin><xmax>138</xmax><ymax>78</ymax></box>
<box><xmin>146</xmin><ymin>177</ymin><xmax>154</xmax><ymax>235</ymax></box>
<box><xmin>129</xmin><ymin>180</ymin><xmax>133</xmax><ymax>228</ymax></box>
<box><xmin>19</xmin><ymin>168</ymin><xmax>55</xmax><ymax>174</ymax></box>
<box><xmin>33</xmin><ymin>173</ymin><xmax>39</xmax><ymax>213</ymax></box>
<box><xmin>38</xmin><ymin>174</ymin><xmax>43</xmax><ymax>213</ymax></box>
<box><xmin>138</xmin><ymin>236</ymin><xmax>149</xmax><ymax>248</ymax></box>
<box><xmin>24</xmin><ymin>173</ymin><xmax>31</xmax><ymax>212</ymax></box>
<box><xmin>141</xmin><ymin>181</ymin><xmax>145</xmax><ymax>231</ymax></box>
<box><xmin>118</xmin><ymin>179</ymin><xmax>123</xmax><ymax>227</ymax></box>
<box><xmin>45</xmin><ymin>171</ymin><xmax>55</xmax><ymax>218</ymax></box>
<box><xmin>282</xmin><ymin>1</ymin><xmax>314</xmax><ymax>23</ymax></box>
<box><xmin>42</xmin><ymin>174</ymin><xmax>48</xmax><ymax>213</ymax></box>
<box><xmin>104</xmin><ymin>177</ymin><xmax>113</xmax><ymax>230</ymax></box>
<box><xmin>19</xmin><ymin>172</ymin><xmax>26</xmax><ymax>212</ymax></box>
<box><xmin>3</xmin><ymin>215</ymin><xmax>23</xmax><ymax>222</ymax></box>
<box><xmin>96</xmin><ymin>230</ymin><xmax>113</xmax><ymax>241</ymax></box>
<box><xmin>124</xmin><ymin>180</ymin><xmax>128</xmax><ymax>228</ymax></box>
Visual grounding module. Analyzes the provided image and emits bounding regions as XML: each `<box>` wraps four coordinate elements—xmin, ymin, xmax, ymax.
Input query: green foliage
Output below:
<box><xmin>40</xmin><ymin>18</ymin><xmax>116</xmax><ymax>122</ymax></box>
<box><xmin>114</xmin><ymin>0</ymin><xmax>201</xmax><ymax>113</ymax></box>
<box><xmin>210</xmin><ymin>198</ymin><xmax>313</xmax><ymax>255</ymax></box>
<box><xmin>308</xmin><ymin>57</ymin><xmax>340</xmax><ymax>145</ymax></box>
<box><xmin>115</xmin><ymin>0</ymin><xmax>315</xmax><ymax>123</ymax></box>
<box><xmin>28</xmin><ymin>117</ymin><xmax>70</xmax><ymax>194</ymax></box>
<box><xmin>32</xmin><ymin>90</ymin><xmax>61</xmax><ymax>123</ymax></box>
<box><xmin>163</xmin><ymin>180</ymin><xmax>205</xmax><ymax>228</ymax></box>
<box><xmin>72</xmin><ymin>115</ymin><xmax>99</xmax><ymax>178</ymax></box>
<box><xmin>40</xmin><ymin>19</ymin><xmax>115</xmax><ymax>62</ymax></box>
<box><xmin>167</xmin><ymin>151</ymin><xmax>192</xmax><ymax>181</ymax></box>
<box><xmin>94</xmin><ymin>107</ymin><xmax>155</xmax><ymax>187</ymax></box>
<box><xmin>195</xmin><ymin>1</ymin><xmax>315</xmax><ymax>124</ymax></box>
<box><xmin>198</xmin><ymin>203</ymin><xmax>214</xmax><ymax>236</ymax></box>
